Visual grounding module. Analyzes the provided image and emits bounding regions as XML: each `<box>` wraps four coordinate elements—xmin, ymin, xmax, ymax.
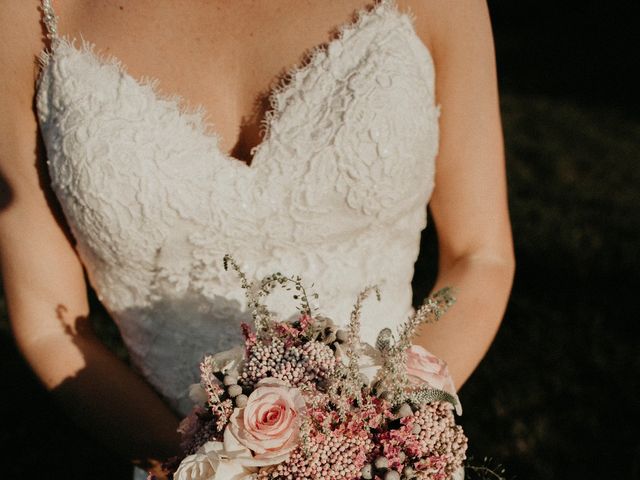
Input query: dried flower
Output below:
<box><xmin>167</xmin><ymin>255</ymin><xmax>470</xmax><ymax>480</ymax></box>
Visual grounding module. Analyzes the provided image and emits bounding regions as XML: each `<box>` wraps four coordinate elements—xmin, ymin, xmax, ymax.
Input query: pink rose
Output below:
<box><xmin>228</xmin><ymin>377</ymin><xmax>305</xmax><ymax>460</ymax></box>
<box><xmin>406</xmin><ymin>344</ymin><xmax>462</xmax><ymax>415</ymax></box>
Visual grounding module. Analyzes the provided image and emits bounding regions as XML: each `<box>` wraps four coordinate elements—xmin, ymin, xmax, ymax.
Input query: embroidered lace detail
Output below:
<box><xmin>36</xmin><ymin>0</ymin><xmax>441</xmax><ymax>417</ymax></box>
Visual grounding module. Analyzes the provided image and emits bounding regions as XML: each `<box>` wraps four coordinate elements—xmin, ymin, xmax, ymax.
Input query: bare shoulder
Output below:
<box><xmin>0</xmin><ymin>0</ymin><xmax>50</xmax><ymax>99</ymax></box>
<box><xmin>0</xmin><ymin>0</ymin><xmax>52</xmax><ymax>191</ymax></box>
<box><xmin>398</xmin><ymin>0</ymin><xmax>493</xmax><ymax>61</ymax></box>
<box><xmin>0</xmin><ymin>1</ymin><xmax>52</xmax><ymax>157</ymax></box>
<box><xmin>0</xmin><ymin>1</ymin><xmax>81</xmax><ymax>259</ymax></box>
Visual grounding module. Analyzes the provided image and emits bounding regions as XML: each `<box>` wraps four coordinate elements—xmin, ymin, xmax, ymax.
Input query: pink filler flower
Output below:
<box><xmin>229</xmin><ymin>377</ymin><xmax>306</xmax><ymax>460</ymax></box>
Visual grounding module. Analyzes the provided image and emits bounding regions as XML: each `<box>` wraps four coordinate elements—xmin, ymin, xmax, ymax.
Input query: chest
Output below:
<box><xmin>50</xmin><ymin>0</ymin><xmax>431</xmax><ymax>166</ymax></box>
<box><xmin>35</xmin><ymin>1</ymin><xmax>440</xmax><ymax>279</ymax></box>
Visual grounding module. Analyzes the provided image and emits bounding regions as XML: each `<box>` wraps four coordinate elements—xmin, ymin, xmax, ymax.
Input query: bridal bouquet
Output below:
<box><xmin>155</xmin><ymin>254</ymin><xmax>469</xmax><ymax>480</ymax></box>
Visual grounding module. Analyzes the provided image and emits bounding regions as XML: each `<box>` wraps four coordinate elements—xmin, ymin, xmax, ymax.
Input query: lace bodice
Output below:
<box><xmin>36</xmin><ymin>0</ymin><xmax>441</xmax><ymax>417</ymax></box>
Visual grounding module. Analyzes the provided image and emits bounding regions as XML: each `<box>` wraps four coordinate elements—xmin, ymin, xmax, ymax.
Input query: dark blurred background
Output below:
<box><xmin>1</xmin><ymin>1</ymin><xmax>638</xmax><ymax>478</ymax></box>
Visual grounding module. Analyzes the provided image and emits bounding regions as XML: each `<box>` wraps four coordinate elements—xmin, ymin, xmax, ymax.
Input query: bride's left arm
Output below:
<box><xmin>408</xmin><ymin>0</ymin><xmax>516</xmax><ymax>390</ymax></box>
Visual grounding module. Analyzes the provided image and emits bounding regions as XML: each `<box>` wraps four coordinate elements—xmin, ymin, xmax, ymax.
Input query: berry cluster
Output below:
<box><xmin>370</xmin><ymin>402</ymin><xmax>467</xmax><ymax>480</ymax></box>
<box><xmin>257</xmin><ymin>428</ymin><xmax>374</xmax><ymax>480</ymax></box>
<box><xmin>239</xmin><ymin>335</ymin><xmax>336</xmax><ymax>389</ymax></box>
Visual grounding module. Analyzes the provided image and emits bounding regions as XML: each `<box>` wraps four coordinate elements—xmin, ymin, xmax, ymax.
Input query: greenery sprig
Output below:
<box><xmin>403</xmin><ymin>387</ymin><xmax>459</xmax><ymax>408</ymax></box>
<box><xmin>327</xmin><ymin>284</ymin><xmax>381</xmax><ymax>415</ymax></box>
<box><xmin>372</xmin><ymin>286</ymin><xmax>458</xmax><ymax>406</ymax></box>
<box><xmin>465</xmin><ymin>456</ymin><xmax>511</xmax><ymax>480</ymax></box>
<box><xmin>223</xmin><ymin>253</ymin><xmax>319</xmax><ymax>336</ymax></box>
<box><xmin>222</xmin><ymin>253</ymin><xmax>458</xmax><ymax>412</ymax></box>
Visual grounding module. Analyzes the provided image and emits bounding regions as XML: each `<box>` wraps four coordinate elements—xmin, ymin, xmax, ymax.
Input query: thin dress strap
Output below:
<box><xmin>40</xmin><ymin>0</ymin><xmax>59</xmax><ymax>44</ymax></box>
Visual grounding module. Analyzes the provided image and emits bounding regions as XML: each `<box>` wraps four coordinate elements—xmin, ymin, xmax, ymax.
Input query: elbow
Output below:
<box><xmin>474</xmin><ymin>253</ymin><xmax>516</xmax><ymax>294</ymax></box>
<box><xmin>484</xmin><ymin>251</ymin><xmax>516</xmax><ymax>289</ymax></box>
<box><xmin>499</xmin><ymin>245</ymin><xmax>517</xmax><ymax>282</ymax></box>
<box><xmin>444</xmin><ymin>248</ymin><xmax>516</xmax><ymax>276</ymax></box>
<box><xmin>494</xmin><ymin>250</ymin><xmax>516</xmax><ymax>279</ymax></box>
<box><xmin>439</xmin><ymin>247</ymin><xmax>516</xmax><ymax>300</ymax></box>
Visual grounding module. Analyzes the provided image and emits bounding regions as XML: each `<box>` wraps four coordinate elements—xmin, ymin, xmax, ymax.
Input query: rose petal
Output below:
<box><xmin>173</xmin><ymin>452</ymin><xmax>216</xmax><ymax>480</ymax></box>
<box><xmin>223</xmin><ymin>427</ymin><xmax>291</xmax><ymax>467</ymax></box>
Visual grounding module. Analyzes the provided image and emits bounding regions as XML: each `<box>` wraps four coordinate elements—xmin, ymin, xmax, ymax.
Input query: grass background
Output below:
<box><xmin>1</xmin><ymin>1</ymin><xmax>638</xmax><ymax>478</ymax></box>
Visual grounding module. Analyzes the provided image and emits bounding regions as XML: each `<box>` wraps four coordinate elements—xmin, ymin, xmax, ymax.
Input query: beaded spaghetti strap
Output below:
<box><xmin>40</xmin><ymin>0</ymin><xmax>59</xmax><ymax>45</ymax></box>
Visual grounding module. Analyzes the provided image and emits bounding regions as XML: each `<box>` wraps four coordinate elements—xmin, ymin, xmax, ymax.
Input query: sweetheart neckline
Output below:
<box><xmin>36</xmin><ymin>0</ymin><xmax>427</xmax><ymax>171</ymax></box>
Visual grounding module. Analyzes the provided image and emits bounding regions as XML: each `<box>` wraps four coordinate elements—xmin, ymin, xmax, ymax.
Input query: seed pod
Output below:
<box><xmin>227</xmin><ymin>385</ymin><xmax>243</xmax><ymax>398</ymax></box>
<box><xmin>361</xmin><ymin>464</ymin><xmax>373</xmax><ymax>479</ymax></box>
<box><xmin>374</xmin><ymin>456</ymin><xmax>389</xmax><ymax>470</ymax></box>
<box><xmin>397</xmin><ymin>403</ymin><xmax>413</xmax><ymax>418</ymax></box>
<box><xmin>223</xmin><ymin>375</ymin><xmax>237</xmax><ymax>386</ymax></box>
<box><xmin>235</xmin><ymin>394</ymin><xmax>248</xmax><ymax>408</ymax></box>
<box><xmin>402</xmin><ymin>465</ymin><xmax>416</xmax><ymax>478</ymax></box>
<box><xmin>384</xmin><ymin>471</ymin><xmax>400</xmax><ymax>480</ymax></box>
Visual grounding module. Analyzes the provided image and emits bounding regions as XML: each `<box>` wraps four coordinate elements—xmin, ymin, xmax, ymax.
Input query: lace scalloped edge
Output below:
<box><xmin>35</xmin><ymin>0</ymin><xmax>412</xmax><ymax>161</ymax></box>
<box><xmin>36</xmin><ymin>33</ymin><xmax>221</xmax><ymax>145</ymax></box>
<box><xmin>253</xmin><ymin>0</ymin><xmax>404</xmax><ymax>153</ymax></box>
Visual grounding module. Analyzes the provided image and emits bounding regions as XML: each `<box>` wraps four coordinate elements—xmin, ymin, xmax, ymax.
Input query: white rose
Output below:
<box><xmin>173</xmin><ymin>426</ymin><xmax>287</xmax><ymax>480</ymax></box>
<box><xmin>173</xmin><ymin>449</ymin><xmax>216</xmax><ymax>480</ymax></box>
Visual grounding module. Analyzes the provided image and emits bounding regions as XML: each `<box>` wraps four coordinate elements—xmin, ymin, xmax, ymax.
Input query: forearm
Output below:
<box><xmin>17</xmin><ymin>325</ymin><xmax>181</xmax><ymax>472</ymax></box>
<box><xmin>413</xmin><ymin>254</ymin><xmax>515</xmax><ymax>390</ymax></box>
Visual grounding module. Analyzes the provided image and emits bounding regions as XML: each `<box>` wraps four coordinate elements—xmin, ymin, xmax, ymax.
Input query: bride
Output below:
<box><xmin>0</xmin><ymin>0</ymin><xmax>515</xmax><ymax>478</ymax></box>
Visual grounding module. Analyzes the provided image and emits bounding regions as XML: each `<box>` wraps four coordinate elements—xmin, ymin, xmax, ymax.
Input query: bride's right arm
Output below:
<box><xmin>0</xmin><ymin>5</ymin><xmax>180</xmax><ymax>476</ymax></box>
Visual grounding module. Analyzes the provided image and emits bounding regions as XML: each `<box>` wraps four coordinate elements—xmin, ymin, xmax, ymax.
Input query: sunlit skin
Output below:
<box><xmin>0</xmin><ymin>1</ymin><xmax>514</xmax><ymax>477</ymax></box>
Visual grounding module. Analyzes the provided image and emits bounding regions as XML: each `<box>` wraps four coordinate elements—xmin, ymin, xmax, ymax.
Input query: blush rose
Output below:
<box><xmin>228</xmin><ymin>377</ymin><xmax>305</xmax><ymax>460</ymax></box>
<box><xmin>406</xmin><ymin>344</ymin><xmax>462</xmax><ymax>415</ymax></box>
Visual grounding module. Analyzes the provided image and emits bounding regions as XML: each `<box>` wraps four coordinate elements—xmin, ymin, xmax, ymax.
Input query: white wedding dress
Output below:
<box><xmin>36</xmin><ymin>0</ymin><xmax>449</xmax><ymax>478</ymax></box>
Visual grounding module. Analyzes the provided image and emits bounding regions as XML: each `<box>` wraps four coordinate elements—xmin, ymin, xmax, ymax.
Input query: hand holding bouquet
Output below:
<box><xmin>154</xmin><ymin>254</ymin><xmax>469</xmax><ymax>480</ymax></box>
